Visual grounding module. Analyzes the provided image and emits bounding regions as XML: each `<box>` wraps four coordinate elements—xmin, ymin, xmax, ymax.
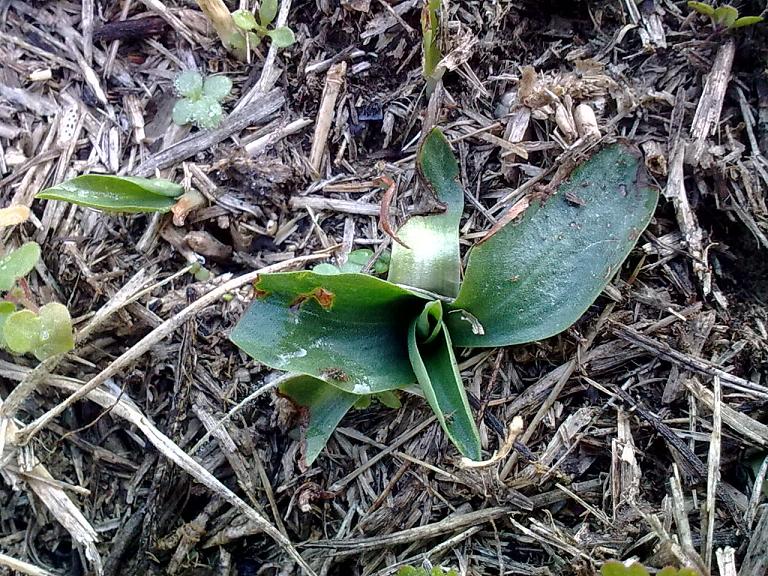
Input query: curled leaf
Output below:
<box><xmin>37</xmin><ymin>175</ymin><xmax>183</xmax><ymax>213</ymax></box>
<box><xmin>732</xmin><ymin>16</ymin><xmax>764</xmax><ymax>27</ymax></box>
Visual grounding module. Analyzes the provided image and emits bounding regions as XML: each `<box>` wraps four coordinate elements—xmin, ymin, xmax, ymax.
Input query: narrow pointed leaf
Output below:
<box><xmin>279</xmin><ymin>374</ymin><xmax>358</xmax><ymax>466</ymax></box>
<box><xmin>0</xmin><ymin>242</ymin><xmax>40</xmax><ymax>291</ymax></box>
<box><xmin>387</xmin><ymin>128</ymin><xmax>463</xmax><ymax>298</ymax></box>
<box><xmin>408</xmin><ymin>301</ymin><xmax>481</xmax><ymax>460</ymax></box>
<box><xmin>687</xmin><ymin>1</ymin><xmax>715</xmax><ymax>17</ymax></box>
<box><xmin>448</xmin><ymin>143</ymin><xmax>658</xmax><ymax>347</ymax></box>
<box><xmin>231</xmin><ymin>272</ymin><xmax>426</xmax><ymax>393</ymax></box>
<box><xmin>732</xmin><ymin>16</ymin><xmax>763</xmax><ymax>27</ymax></box>
<box><xmin>37</xmin><ymin>175</ymin><xmax>184</xmax><ymax>213</ymax></box>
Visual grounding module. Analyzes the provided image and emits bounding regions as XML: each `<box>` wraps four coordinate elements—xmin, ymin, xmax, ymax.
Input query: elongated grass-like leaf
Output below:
<box><xmin>279</xmin><ymin>374</ymin><xmax>358</xmax><ymax>466</ymax></box>
<box><xmin>408</xmin><ymin>300</ymin><xmax>480</xmax><ymax>460</ymax></box>
<box><xmin>37</xmin><ymin>175</ymin><xmax>183</xmax><ymax>213</ymax></box>
<box><xmin>448</xmin><ymin>143</ymin><xmax>658</xmax><ymax>347</ymax></box>
<box><xmin>387</xmin><ymin>128</ymin><xmax>463</xmax><ymax>298</ymax></box>
<box><xmin>231</xmin><ymin>272</ymin><xmax>426</xmax><ymax>393</ymax></box>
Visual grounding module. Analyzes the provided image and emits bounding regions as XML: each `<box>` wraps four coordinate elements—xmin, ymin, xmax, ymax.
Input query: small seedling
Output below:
<box><xmin>231</xmin><ymin>0</ymin><xmax>296</xmax><ymax>53</ymax></box>
<box><xmin>172</xmin><ymin>71</ymin><xmax>232</xmax><ymax>130</ymax></box>
<box><xmin>397</xmin><ymin>565</ymin><xmax>458</xmax><ymax>576</ymax></box>
<box><xmin>312</xmin><ymin>249</ymin><xmax>391</xmax><ymax>276</ymax></box>
<box><xmin>231</xmin><ymin>128</ymin><xmax>659</xmax><ymax>465</ymax></box>
<box><xmin>688</xmin><ymin>2</ymin><xmax>764</xmax><ymax>29</ymax></box>
<box><xmin>601</xmin><ymin>561</ymin><xmax>700</xmax><ymax>576</ymax></box>
<box><xmin>421</xmin><ymin>0</ymin><xmax>443</xmax><ymax>94</ymax></box>
<box><xmin>0</xmin><ymin>242</ymin><xmax>74</xmax><ymax>360</ymax></box>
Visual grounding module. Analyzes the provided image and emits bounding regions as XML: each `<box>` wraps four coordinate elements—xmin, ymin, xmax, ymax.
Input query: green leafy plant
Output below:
<box><xmin>422</xmin><ymin>0</ymin><xmax>443</xmax><ymax>94</ymax></box>
<box><xmin>312</xmin><ymin>249</ymin><xmax>391</xmax><ymax>276</ymax></box>
<box><xmin>688</xmin><ymin>2</ymin><xmax>764</xmax><ymax>29</ymax></box>
<box><xmin>0</xmin><ymin>242</ymin><xmax>74</xmax><ymax>360</ymax></box>
<box><xmin>231</xmin><ymin>0</ymin><xmax>295</xmax><ymax>52</ymax></box>
<box><xmin>37</xmin><ymin>175</ymin><xmax>184</xmax><ymax>213</ymax></box>
<box><xmin>601</xmin><ymin>561</ymin><xmax>699</xmax><ymax>576</ymax></box>
<box><xmin>172</xmin><ymin>71</ymin><xmax>232</xmax><ymax>130</ymax></box>
<box><xmin>231</xmin><ymin>128</ymin><xmax>659</xmax><ymax>465</ymax></box>
<box><xmin>397</xmin><ymin>564</ymin><xmax>457</xmax><ymax>576</ymax></box>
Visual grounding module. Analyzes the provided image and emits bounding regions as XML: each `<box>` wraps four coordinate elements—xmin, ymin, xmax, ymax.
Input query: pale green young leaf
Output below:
<box><xmin>687</xmin><ymin>1</ymin><xmax>715</xmax><ymax>17</ymax></box>
<box><xmin>260</xmin><ymin>0</ymin><xmax>279</xmax><ymax>27</ymax></box>
<box><xmin>713</xmin><ymin>5</ymin><xmax>738</xmax><ymax>27</ymax></box>
<box><xmin>4</xmin><ymin>309</ymin><xmax>41</xmax><ymax>354</ymax></box>
<box><xmin>174</xmin><ymin>70</ymin><xmax>203</xmax><ymax>98</ymax></box>
<box><xmin>267</xmin><ymin>26</ymin><xmax>295</xmax><ymax>47</ymax></box>
<box><xmin>37</xmin><ymin>175</ymin><xmax>183</xmax><ymax>213</ymax></box>
<box><xmin>0</xmin><ymin>242</ymin><xmax>41</xmax><ymax>291</ymax></box>
<box><xmin>732</xmin><ymin>16</ymin><xmax>764</xmax><ymax>28</ymax></box>
<box><xmin>202</xmin><ymin>75</ymin><xmax>233</xmax><ymax>100</ymax></box>
<box><xmin>0</xmin><ymin>301</ymin><xmax>15</xmax><ymax>348</ymax></box>
<box><xmin>172</xmin><ymin>98</ymin><xmax>197</xmax><ymax>126</ymax></box>
<box><xmin>312</xmin><ymin>263</ymin><xmax>341</xmax><ymax>275</ymax></box>
<box><xmin>232</xmin><ymin>9</ymin><xmax>258</xmax><ymax>31</ymax></box>
<box><xmin>192</xmin><ymin>96</ymin><xmax>223</xmax><ymax>130</ymax></box>
<box><xmin>33</xmin><ymin>302</ymin><xmax>75</xmax><ymax>360</ymax></box>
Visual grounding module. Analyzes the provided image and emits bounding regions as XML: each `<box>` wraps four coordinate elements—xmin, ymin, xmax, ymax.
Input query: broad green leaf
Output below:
<box><xmin>732</xmin><ymin>16</ymin><xmax>763</xmax><ymax>28</ymax></box>
<box><xmin>230</xmin><ymin>272</ymin><xmax>426</xmax><ymax>393</ymax></box>
<box><xmin>259</xmin><ymin>0</ymin><xmax>278</xmax><ymax>27</ymax></box>
<box><xmin>37</xmin><ymin>175</ymin><xmax>184</xmax><ymax>213</ymax></box>
<box><xmin>408</xmin><ymin>300</ymin><xmax>480</xmax><ymax>460</ymax></box>
<box><xmin>202</xmin><ymin>75</ymin><xmax>233</xmax><ymax>100</ymax></box>
<box><xmin>279</xmin><ymin>374</ymin><xmax>358</xmax><ymax>466</ymax></box>
<box><xmin>172</xmin><ymin>98</ymin><xmax>197</xmax><ymax>126</ymax></box>
<box><xmin>0</xmin><ymin>301</ymin><xmax>15</xmax><ymax>348</ymax></box>
<box><xmin>713</xmin><ymin>5</ymin><xmax>738</xmax><ymax>27</ymax></box>
<box><xmin>174</xmin><ymin>71</ymin><xmax>203</xmax><ymax>98</ymax></box>
<box><xmin>192</xmin><ymin>96</ymin><xmax>223</xmax><ymax>129</ymax></box>
<box><xmin>687</xmin><ymin>1</ymin><xmax>715</xmax><ymax>17</ymax></box>
<box><xmin>267</xmin><ymin>26</ymin><xmax>295</xmax><ymax>48</ymax></box>
<box><xmin>33</xmin><ymin>302</ymin><xmax>74</xmax><ymax>360</ymax></box>
<box><xmin>4</xmin><ymin>309</ymin><xmax>41</xmax><ymax>354</ymax></box>
<box><xmin>387</xmin><ymin>128</ymin><xmax>463</xmax><ymax>298</ymax></box>
<box><xmin>448</xmin><ymin>143</ymin><xmax>658</xmax><ymax>347</ymax></box>
<box><xmin>0</xmin><ymin>242</ymin><xmax>40</xmax><ymax>291</ymax></box>
<box><xmin>232</xmin><ymin>9</ymin><xmax>257</xmax><ymax>31</ymax></box>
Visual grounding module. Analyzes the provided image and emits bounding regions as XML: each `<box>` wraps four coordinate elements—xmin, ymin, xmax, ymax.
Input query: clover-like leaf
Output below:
<box><xmin>174</xmin><ymin>70</ymin><xmax>203</xmax><ymax>98</ymax></box>
<box><xmin>231</xmin><ymin>272</ymin><xmax>427</xmax><ymax>394</ymax></box>
<box><xmin>713</xmin><ymin>5</ymin><xmax>739</xmax><ymax>27</ymax></box>
<box><xmin>260</xmin><ymin>0</ymin><xmax>279</xmax><ymax>27</ymax></box>
<box><xmin>173</xmin><ymin>98</ymin><xmax>198</xmax><ymax>126</ymax></box>
<box><xmin>37</xmin><ymin>175</ymin><xmax>184</xmax><ymax>213</ymax></box>
<box><xmin>4</xmin><ymin>309</ymin><xmax>41</xmax><ymax>354</ymax></box>
<box><xmin>33</xmin><ymin>302</ymin><xmax>75</xmax><ymax>360</ymax></box>
<box><xmin>687</xmin><ymin>1</ymin><xmax>715</xmax><ymax>17</ymax></box>
<box><xmin>408</xmin><ymin>300</ymin><xmax>480</xmax><ymax>460</ymax></box>
<box><xmin>267</xmin><ymin>26</ymin><xmax>295</xmax><ymax>47</ymax></box>
<box><xmin>0</xmin><ymin>242</ymin><xmax>41</xmax><ymax>291</ymax></box>
<box><xmin>232</xmin><ymin>9</ymin><xmax>258</xmax><ymax>30</ymax></box>
<box><xmin>732</xmin><ymin>16</ymin><xmax>764</xmax><ymax>28</ymax></box>
<box><xmin>387</xmin><ymin>128</ymin><xmax>463</xmax><ymax>298</ymax></box>
<box><xmin>447</xmin><ymin>143</ymin><xmax>658</xmax><ymax>347</ymax></box>
<box><xmin>192</xmin><ymin>96</ymin><xmax>224</xmax><ymax>130</ymax></box>
<box><xmin>279</xmin><ymin>374</ymin><xmax>358</xmax><ymax>466</ymax></box>
<box><xmin>202</xmin><ymin>75</ymin><xmax>233</xmax><ymax>101</ymax></box>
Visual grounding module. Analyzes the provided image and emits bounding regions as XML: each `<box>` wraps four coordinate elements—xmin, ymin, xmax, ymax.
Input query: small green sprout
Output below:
<box><xmin>397</xmin><ymin>564</ymin><xmax>457</xmax><ymax>576</ymax></box>
<box><xmin>172</xmin><ymin>71</ymin><xmax>232</xmax><ymax>130</ymax></box>
<box><xmin>688</xmin><ymin>2</ymin><xmax>764</xmax><ymax>29</ymax></box>
<box><xmin>421</xmin><ymin>0</ymin><xmax>443</xmax><ymax>94</ymax></box>
<box><xmin>231</xmin><ymin>0</ymin><xmax>296</xmax><ymax>53</ymax></box>
<box><xmin>0</xmin><ymin>242</ymin><xmax>74</xmax><ymax>361</ymax></box>
<box><xmin>312</xmin><ymin>249</ymin><xmax>390</xmax><ymax>276</ymax></box>
<box><xmin>601</xmin><ymin>561</ymin><xmax>700</xmax><ymax>576</ymax></box>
